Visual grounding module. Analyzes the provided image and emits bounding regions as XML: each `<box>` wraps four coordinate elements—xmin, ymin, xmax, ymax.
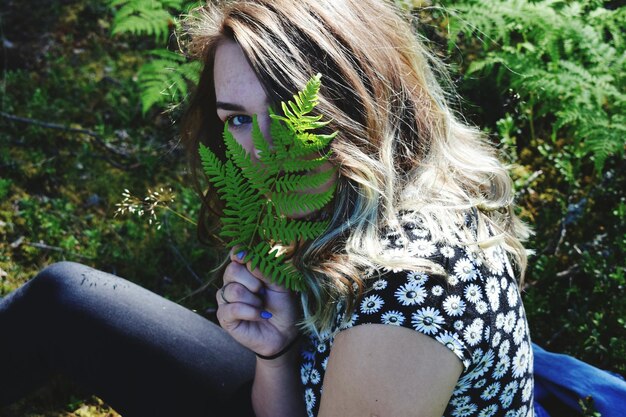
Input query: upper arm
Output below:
<box><xmin>317</xmin><ymin>323</ymin><xmax>462</xmax><ymax>417</ymax></box>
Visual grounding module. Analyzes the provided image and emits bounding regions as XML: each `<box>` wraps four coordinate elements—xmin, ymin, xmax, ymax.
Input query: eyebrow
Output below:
<box><xmin>216</xmin><ymin>101</ymin><xmax>247</xmax><ymax>111</ymax></box>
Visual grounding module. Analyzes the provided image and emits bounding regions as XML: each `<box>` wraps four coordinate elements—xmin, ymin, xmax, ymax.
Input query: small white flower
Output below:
<box><xmin>504</xmin><ymin>410</ymin><xmax>517</xmax><ymax>417</ymax></box>
<box><xmin>395</xmin><ymin>281</ymin><xmax>427</xmax><ymax>306</ymax></box>
<box><xmin>372</xmin><ymin>278</ymin><xmax>388</xmax><ymax>291</ymax></box>
<box><xmin>496</xmin><ymin>313</ymin><xmax>505</xmax><ymax>329</ymax></box>
<box><xmin>501</xmin><ymin>276</ymin><xmax>509</xmax><ymax>289</ymax></box>
<box><xmin>484</xmin><ymin>325</ymin><xmax>491</xmax><ymax>341</ymax></box>
<box><xmin>436</xmin><ymin>331</ymin><xmax>465</xmax><ymax>358</ymax></box>
<box><xmin>475</xmin><ymin>378</ymin><xmax>487</xmax><ymax>388</ymax></box>
<box><xmin>485</xmin><ymin>246</ymin><xmax>505</xmax><ymax>275</ymax></box>
<box><xmin>322</xmin><ymin>356</ymin><xmax>329</xmax><ymax>370</ymax></box>
<box><xmin>465</xmin><ymin>247</ymin><xmax>483</xmax><ymax>266</ymax></box>
<box><xmin>513</xmin><ymin>318</ymin><xmax>526</xmax><ymax>345</ymax></box>
<box><xmin>507</xmin><ymin>283</ymin><xmax>519</xmax><ymax>307</ymax></box>
<box><xmin>432</xmin><ymin>285</ymin><xmax>444</xmax><ymax>296</ymax></box>
<box><xmin>452</xmin><ymin>403</ymin><xmax>478</xmax><ymax>417</ymax></box>
<box><xmin>340</xmin><ymin>313</ymin><xmax>358</xmax><ymax>329</ymax></box>
<box><xmin>360</xmin><ymin>294</ymin><xmax>384</xmax><ymax>314</ymax></box>
<box><xmin>407</xmin><ymin>271</ymin><xmax>429</xmax><ymax>285</ymax></box>
<box><xmin>478</xmin><ymin>404</ymin><xmax>499</xmax><ymax>417</ymax></box>
<box><xmin>464</xmin><ymin>283</ymin><xmax>483</xmax><ymax>303</ymax></box>
<box><xmin>301</xmin><ymin>362</ymin><xmax>312</xmax><ymax>384</ymax></box>
<box><xmin>440</xmin><ymin>245</ymin><xmax>455</xmax><ymax>258</ymax></box>
<box><xmin>449</xmin><ymin>395</ymin><xmax>471</xmax><ymax>407</ymax></box>
<box><xmin>408</xmin><ymin>238</ymin><xmax>437</xmax><ymax>257</ymax></box>
<box><xmin>499</xmin><ymin>340</ymin><xmax>511</xmax><ymax>358</ymax></box>
<box><xmin>454</xmin><ymin>320</ymin><xmax>465</xmax><ymax>331</ymax></box>
<box><xmin>448</xmin><ymin>274</ymin><xmax>460</xmax><ymax>286</ymax></box>
<box><xmin>486</xmin><ymin>276</ymin><xmax>501</xmax><ymax>310</ymax></box>
<box><xmin>500</xmin><ymin>380</ymin><xmax>519</xmax><ymax>408</ymax></box>
<box><xmin>310</xmin><ymin>369</ymin><xmax>321</xmax><ymax>384</ymax></box>
<box><xmin>443</xmin><ymin>295</ymin><xmax>467</xmax><ymax>317</ymax></box>
<box><xmin>316</xmin><ymin>341</ymin><xmax>327</xmax><ymax>353</ymax></box>
<box><xmin>492</xmin><ymin>331</ymin><xmax>502</xmax><ymax>347</ymax></box>
<box><xmin>492</xmin><ymin>356</ymin><xmax>510</xmax><ymax>379</ymax></box>
<box><xmin>381</xmin><ymin>310</ymin><xmax>405</xmax><ymax>326</ymax></box>
<box><xmin>512</xmin><ymin>342</ymin><xmax>530</xmax><ymax>378</ymax></box>
<box><xmin>304</xmin><ymin>388</ymin><xmax>316</xmax><ymax>411</ymax></box>
<box><xmin>467</xmin><ymin>349</ymin><xmax>495</xmax><ymax>380</ymax></box>
<box><xmin>452</xmin><ymin>376</ymin><xmax>472</xmax><ymax>395</ymax></box>
<box><xmin>412</xmin><ymin>306</ymin><xmax>445</xmax><ymax>335</ymax></box>
<box><xmin>481</xmin><ymin>382</ymin><xmax>501</xmax><ymax>400</ymax></box>
<box><xmin>463</xmin><ymin>318</ymin><xmax>484</xmax><ymax>346</ymax></box>
<box><xmin>503</xmin><ymin>311</ymin><xmax>517</xmax><ymax>333</ymax></box>
<box><xmin>522</xmin><ymin>378</ymin><xmax>533</xmax><ymax>402</ymax></box>
<box><xmin>454</xmin><ymin>258</ymin><xmax>479</xmax><ymax>282</ymax></box>
<box><xmin>476</xmin><ymin>300</ymin><xmax>488</xmax><ymax>314</ymax></box>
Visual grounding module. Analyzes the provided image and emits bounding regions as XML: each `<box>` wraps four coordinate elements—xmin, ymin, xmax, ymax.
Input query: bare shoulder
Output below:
<box><xmin>317</xmin><ymin>324</ymin><xmax>463</xmax><ymax>417</ymax></box>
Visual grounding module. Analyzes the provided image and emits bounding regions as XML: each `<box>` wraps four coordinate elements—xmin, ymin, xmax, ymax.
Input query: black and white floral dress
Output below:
<box><xmin>298</xmin><ymin>212</ymin><xmax>534</xmax><ymax>417</ymax></box>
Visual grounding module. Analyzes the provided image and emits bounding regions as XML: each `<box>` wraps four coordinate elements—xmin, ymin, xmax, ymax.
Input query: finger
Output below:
<box><xmin>223</xmin><ymin>262</ymin><xmax>264</xmax><ymax>294</ymax></box>
<box><xmin>217</xmin><ymin>282</ymin><xmax>263</xmax><ymax>308</ymax></box>
<box><xmin>229</xmin><ymin>247</ymin><xmax>247</xmax><ymax>265</ymax></box>
<box><xmin>216</xmin><ymin>302</ymin><xmax>265</xmax><ymax>328</ymax></box>
<box><xmin>244</xmin><ymin>261</ymin><xmax>292</xmax><ymax>293</ymax></box>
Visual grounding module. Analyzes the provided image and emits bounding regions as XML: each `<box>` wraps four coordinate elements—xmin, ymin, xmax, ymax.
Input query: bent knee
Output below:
<box><xmin>32</xmin><ymin>261</ymin><xmax>96</xmax><ymax>294</ymax></box>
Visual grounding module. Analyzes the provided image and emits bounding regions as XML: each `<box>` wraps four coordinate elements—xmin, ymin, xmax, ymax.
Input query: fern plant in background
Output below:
<box><xmin>107</xmin><ymin>0</ymin><xmax>201</xmax><ymax>114</ymax></box>
<box><xmin>200</xmin><ymin>74</ymin><xmax>337</xmax><ymax>291</ymax></box>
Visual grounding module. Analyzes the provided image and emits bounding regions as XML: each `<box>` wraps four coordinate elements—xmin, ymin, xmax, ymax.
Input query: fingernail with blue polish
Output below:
<box><xmin>260</xmin><ymin>310</ymin><xmax>272</xmax><ymax>319</ymax></box>
<box><xmin>236</xmin><ymin>251</ymin><xmax>246</xmax><ymax>261</ymax></box>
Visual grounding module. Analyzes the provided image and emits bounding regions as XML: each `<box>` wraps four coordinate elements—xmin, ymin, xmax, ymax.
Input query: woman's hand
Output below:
<box><xmin>216</xmin><ymin>250</ymin><xmax>300</xmax><ymax>357</ymax></box>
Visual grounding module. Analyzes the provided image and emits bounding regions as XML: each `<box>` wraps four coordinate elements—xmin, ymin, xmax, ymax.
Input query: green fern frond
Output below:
<box><xmin>200</xmin><ymin>74</ymin><xmax>336</xmax><ymax>290</ymax></box>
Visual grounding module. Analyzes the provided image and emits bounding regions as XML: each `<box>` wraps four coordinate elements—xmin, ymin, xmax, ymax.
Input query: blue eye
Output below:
<box><xmin>226</xmin><ymin>115</ymin><xmax>252</xmax><ymax>128</ymax></box>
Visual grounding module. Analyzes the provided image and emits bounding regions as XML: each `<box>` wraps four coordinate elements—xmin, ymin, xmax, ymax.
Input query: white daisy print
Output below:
<box><xmin>360</xmin><ymin>294</ymin><xmax>384</xmax><ymax>314</ymax></box>
<box><xmin>449</xmin><ymin>395</ymin><xmax>471</xmax><ymax>407</ymax></box>
<box><xmin>340</xmin><ymin>313</ymin><xmax>358</xmax><ymax>329</ymax></box>
<box><xmin>501</xmin><ymin>276</ymin><xmax>509</xmax><ymax>290</ymax></box>
<box><xmin>465</xmin><ymin>247</ymin><xmax>483</xmax><ymax>266</ymax></box>
<box><xmin>522</xmin><ymin>378</ymin><xmax>533</xmax><ymax>402</ymax></box>
<box><xmin>495</xmin><ymin>313</ymin><xmax>505</xmax><ymax>329</ymax></box>
<box><xmin>454</xmin><ymin>320</ymin><xmax>464</xmax><ymax>331</ymax></box>
<box><xmin>486</xmin><ymin>276</ymin><xmax>501</xmax><ymax>310</ymax></box>
<box><xmin>464</xmin><ymin>283</ymin><xmax>483</xmax><ymax>303</ymax></box>
<box><xmin>322</xmin><ymin>356</ymin><xmax>328</xmax><ymax>370</ymax></box>
<box><xmin>448</xmin><ymin>274</ymin><xmax>460</xmax><ymax>286</ymax></box>
<box><xmin>499</xmin><ymin>340</ymin><xmax>511</xmax><ymax>358</ymax></box>
<box><xmin>504</xmin><ymin>410</ymin><xmax>517</xmax><ymax>417</ymax></box>
<box><xmin>485</xmin><ymin>246</ymin><xmax>505</xmax><ymax>275</ymax></box>
<box><xmin>443</xmin><ymin>295</ymin><xmax>466</xmax><ymax>316</ymax></box>
<box><xmin>503</xmin><ymin>311</ymin><xmax>516</xmax><ymax>333</ymax></box>
<box><xmin>513</xmin><ymin>318</ymin><xmax>526</xmax><ymax>345</ymax></box>
<box><xmin>468</xmin><ymin>349</ymin><xmax>495</xmax><ymax>380</ymax></box>
<box><xmin>316</xmin><ymin>341</ymin><xmax>327</xmax><ymax>353</ymax></box>
<box><xmin>407</xmin><ymin>271</ymin><xmax>429</xmax><ymax>285</ymax></box>
<box><xmin>512</xmin><ymin>342</ymin><xmax>530</xmax><ymax>378</ymax></box>
<box><xmin>440</xmin><ymin>245</ymin><xmax>455</xmax><ymax>258</ymax></box>
<box><xmin>452</xmin><ymin>403</ymin><xmax>478</xmax><ymax>417</ymax></box>
<box><xmin>304</xmin><ymin>388</ymin><xmax>316</xmax><ymax>411</ymax></box>
<box><xmin>507</xmin><ymin>284</ymin><xmax>518</xmax><ymax>307</ymax></box>
<box><xmin>478</xmin><ymin>404</ymin><xmax>499</xmax><ymax>417</ymax></box>
<box><xmin>432</xmin><ymin>285</ymin><xmax>444</xmax><ymax>296</ymax></box>
<box><xmin>411</xmin><ymin>306</ymin><xmax>444</xmax><ymax>335</ymax></box>
<box><xmin>381</xmin><ymin>310</ymin><xmax>405</xmax><ymax>326</ymax></box>
<box><xmin>493</xmin><ymin>356</ymin><xmax>510</xmax><ymax>379</ymax></box>
<box><xmin>454</xmin><ymin>258</ymin><xmax>479</xmax><ymax>282</ymax></box>
<box><xmin>372</xmin><ymin>278</ymin><xmax>388</xmax><ymax>291</ymax></box>
<box><xmin>463</xmin><ymin>318</ymin><xmax>484</xmax><ymax>346</ymax></box>
<box><xmin>500</xmin><ymin>380</ymin><xmax>519</xmax><ymax>408</ymax></box>
<box><xmin>452</xmin><ymin>376</ymin><xmax>472</xmax><ymax>395</ymax></box>
<box><xmin>408</xmin><ymin>238</ymin><xmax>437</xmax><ymax>257</ymax></box>
<box><xmin>309</xmin><ymin>369</ymin><xmax>321</xmax><ymax>385</ymax></box>
<box><xmin>481</xmin><ymin>382</ymin><xmax>501</xmax><ymax>400</ymax></box>
<box><xmin>394</xmin><ymin>281</ymin><xmax>427</xmax><ymax>306</ymax></box>
<box><xmin>301</xmin><ymin>362</ymin><xmax>312</xmax><ymax>384</ymax></box>
<box><xmin>476</xmin><ymin>300</ymin><xmax>488</xmax><ymax>314</ymax></box>
<box><xmin>436</xmin><ymin>331</ymin><xmax>465</xmax><ymax>358</ymax></box>
<box><xmin>484</xmin><ymin>325</ymin><xmax>490</xmax><ymax>341</ymax></box>
<box><xmin>475</xmin><ymin>378</ymin><xmax>487</xmax><ymax>389</ymax></box>
<box><xmin>492</xmin><ymin>331</ymin><xmax>502</xmax><ymax>347</ymax></box>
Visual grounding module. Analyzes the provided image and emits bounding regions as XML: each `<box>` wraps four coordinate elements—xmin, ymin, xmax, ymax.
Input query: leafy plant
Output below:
<box><xmin>107</xmin><ymin>0</ymin><xmax>200</xmax><ymax>114</ymax></box>
<box><xmin>199</xmin><ymin>74</ymin><xmax>337</xmax><ymax>290</ymax></box>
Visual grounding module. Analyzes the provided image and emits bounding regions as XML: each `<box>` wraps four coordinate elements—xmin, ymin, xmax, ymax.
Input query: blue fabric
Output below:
<box><xmin>532</xmin><ymin>343</ymin><xmax>626</xmax><ymax>417</ymax></box>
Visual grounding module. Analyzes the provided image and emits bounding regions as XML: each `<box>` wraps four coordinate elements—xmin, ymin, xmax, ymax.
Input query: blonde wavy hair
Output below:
<box><xmin>182</xmin><ymin>0</ymin><xmax>530</xmax><ymax>337</ymax></box>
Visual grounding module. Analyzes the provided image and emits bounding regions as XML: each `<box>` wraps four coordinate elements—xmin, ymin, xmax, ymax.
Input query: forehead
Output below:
<box><xmin>213</xmin><ymin>39</ymin><xmax>267</xmax><ymax>103</ymax></box>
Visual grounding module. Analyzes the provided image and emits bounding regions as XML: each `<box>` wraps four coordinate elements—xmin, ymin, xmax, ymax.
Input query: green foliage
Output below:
<box><xmin>199</xmin><ymin>74</ymin><xmax>336</xmax><ymax>290</ymax></box>
<box><xmin>415</xmin><ymin>0</ymin><xmax>626</xmax><ymax>376</ymax></box>
<box><xmin>137</xmin><ymin>49</ymin><xmax>201</xmax><ymax>114</ymax></box>
<box><xmin>107</xmin><ymin>0</ymin><xmax>200</xmax><ymax>114</ymax></box>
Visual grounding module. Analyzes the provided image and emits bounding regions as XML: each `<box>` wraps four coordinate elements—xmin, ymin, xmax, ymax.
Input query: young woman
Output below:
<box><xmin>0</xmin><ymin>1</ymin><xmax>534</xmax><ymax>416</ymax></box>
